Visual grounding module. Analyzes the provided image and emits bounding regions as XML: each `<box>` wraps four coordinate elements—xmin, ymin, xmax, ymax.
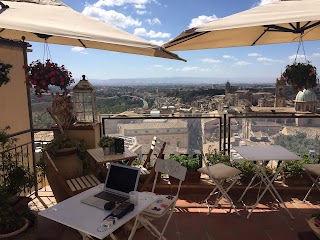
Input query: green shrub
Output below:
<box><xmin>169</xmin><ymin>154</ymin><xmax>202</xmax><ymax>172</ymax></box>
<box><xmin>206</xmin><ymin>149</ymin><xmax>230</xmax><ymax>166</ymax></box>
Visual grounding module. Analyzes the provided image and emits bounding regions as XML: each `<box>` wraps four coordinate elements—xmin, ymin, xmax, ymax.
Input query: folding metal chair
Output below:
<box><xmin>198</xmin><ymin>155</ymin><xmax>241</xmax><ymax>215</ymax></box>
<box><xmin>303</xmin><ymin>164</ymin><xmax>320</xmax><ymax>201</ymax></box>
<box><xmin>129</xmin><ymin>158</ymin><xmax>187</xmax><ymax>240</ymax></box>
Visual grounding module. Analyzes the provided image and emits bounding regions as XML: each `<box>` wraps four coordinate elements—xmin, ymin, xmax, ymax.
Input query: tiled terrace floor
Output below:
<box><xmin>14</xmin><ymin>186</ymin><xmax>320</xmax><ymax>240</ymax></box>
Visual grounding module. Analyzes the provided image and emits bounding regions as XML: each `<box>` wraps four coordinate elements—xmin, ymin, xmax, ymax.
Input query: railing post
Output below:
<box><xmin>223</xmin><ymin>113</ymin><xmax>227</xmax><ymax>154</ymax></box>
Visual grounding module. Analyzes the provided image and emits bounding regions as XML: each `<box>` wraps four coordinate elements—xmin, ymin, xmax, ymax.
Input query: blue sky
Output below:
<box><xmin>27</xmin><ymin>0</ymin><xmax>320</xmax><ymax>84</ymax></box>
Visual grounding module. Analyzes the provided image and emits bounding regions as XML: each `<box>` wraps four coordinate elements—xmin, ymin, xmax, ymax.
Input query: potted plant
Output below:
<box><xmin>207</xmin><ymin>149</ymin><xmax>231</xmax><ymax>166</ymax></box>
<box><xmin>281</xmin><ymin>155</ymin><xmax>312</xmax><ymax>186</ymax></box>
<box><xmin>25</xmin><ymin>59</ymin><xmax>74</xmax><ymax>98</ymax></box>
<box><xmin>25</xmin><ymin>59</ymin><xmax>76</xmax><ymax>131</ymax></box>
<box><xmin>308</xmin><ymin>213</ymin><xmax>320</xmax><ymax>239</ymax></box>
<box><xmin>98</xmin><ymin>135</ymin><xmax>115</xmax><ymax>155</ymax></box>
<box><xmin>282</xmin><ymin>61</ymin><xmax>318</xmax><ymax>92</ymax></box>
<box><xmin>169</xmin><ymin>154</ymin><xmax>202</xmax><ymax>183</ymax></box>
<box><xmin>0</xmin><ymin>127</ymin><xmax>35</xmax><ymax>238</ymax></box>
<box><xmin>44</xmin><ymin>133</ymin><xmax>88</xmax><ymax>179</ymax></box>
<box><xmin>0</xmin><ymin>61</ymin><xmax>12</xmax><ymax>87</ymax></box>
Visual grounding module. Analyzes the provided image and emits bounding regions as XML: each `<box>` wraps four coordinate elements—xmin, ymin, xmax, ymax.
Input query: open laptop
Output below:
<box><xmin>81</xmin><ymin>163</ymin><xmax>140</xmax><ymax>209</ymax></box>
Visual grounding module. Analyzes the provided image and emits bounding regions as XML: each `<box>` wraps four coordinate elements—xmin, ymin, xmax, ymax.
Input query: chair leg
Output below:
<box><xmin>205</xmin><ymin>178</ymin><xmax>240</xmax><ymax>216</ymax></box>
<box><xmin>303</xmin><ymin>174</ymin><xmax>320</xmax><ymax>202</ymax></box>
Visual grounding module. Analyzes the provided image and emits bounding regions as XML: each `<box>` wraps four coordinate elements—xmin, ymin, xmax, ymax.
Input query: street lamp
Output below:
<box><xmin>72</xmin><ymin>75</ymin><xmax>97</xmax><ymax>123</ymax></box>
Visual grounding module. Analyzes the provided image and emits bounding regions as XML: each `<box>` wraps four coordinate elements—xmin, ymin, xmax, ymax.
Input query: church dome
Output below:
<box><xmin>295</xmin><ymin>89</ymin><xmax>317</xmax><ymax>102</ymax></box>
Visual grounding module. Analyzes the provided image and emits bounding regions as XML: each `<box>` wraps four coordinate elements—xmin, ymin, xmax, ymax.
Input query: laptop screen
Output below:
<box><xmin>105</xmin><ymin>164</ymin><xmax>140</xmax><ymax>194</ymax></box>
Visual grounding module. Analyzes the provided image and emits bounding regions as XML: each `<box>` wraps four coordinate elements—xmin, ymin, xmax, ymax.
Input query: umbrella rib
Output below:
<box><xmin>252</xmin><ymin>27</ymin><xmax>269</xmax><ymax>46</ymax></box>
<box><xmin>78</xmin><ymin>39</ymin><xmax>86</xmax><ymax>48</ymax></box>
<box><xmin>164</xmin><ymin>31</ymin><xmax>209</xmax><ymax>49</ymax></box>
<box><xmin>303</xmin><ymin>21</ymin><xmax>320</xmax><ymax>31</ymax></box>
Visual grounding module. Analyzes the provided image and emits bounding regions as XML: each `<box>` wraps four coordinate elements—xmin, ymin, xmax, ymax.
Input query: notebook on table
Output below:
<box><xmin>81</xmin><ymin>163</ymin><xmax>140</xmax><ymax>209</ymax></box>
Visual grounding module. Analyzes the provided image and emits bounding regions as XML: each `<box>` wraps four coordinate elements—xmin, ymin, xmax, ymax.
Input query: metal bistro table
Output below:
<box><xmin>39</xmin><ymin>184</ymin><xmax>157</xmax><ymax>240</ymax></box>
<box><xmin>233</xmin><ymin>145</ymin><xmax>302</xmax><ymax>219</ymax></box>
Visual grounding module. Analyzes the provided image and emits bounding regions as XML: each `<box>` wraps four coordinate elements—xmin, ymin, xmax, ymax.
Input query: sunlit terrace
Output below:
<box><xmin>3</xmin><ymin>113</ymin><xmax>320</xmax><ymax>240</ymax></box>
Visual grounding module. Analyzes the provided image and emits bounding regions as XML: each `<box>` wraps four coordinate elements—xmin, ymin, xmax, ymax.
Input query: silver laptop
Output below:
<box><xmin>81</xmin><ymin>163</ymin><xmax>140</xmax><ymax>209</ymax></box>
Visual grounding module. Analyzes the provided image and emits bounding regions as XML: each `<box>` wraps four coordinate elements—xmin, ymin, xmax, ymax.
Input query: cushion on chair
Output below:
<box><xmin>198</xmin><ymin>163</ymin><xmax>241</xmax><ymax>179</ymax></box>
<box><xmin>143</xmin><ymin>194</ymin><xmax>177</xmax><ymax>216</ymax></box>
<box><xmin>303</xmin><ymin>164</ymin><xmax>320</xmax><ymax>176</ymax></box>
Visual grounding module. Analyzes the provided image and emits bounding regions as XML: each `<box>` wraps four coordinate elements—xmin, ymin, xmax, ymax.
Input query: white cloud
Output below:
<box><xmin>136</xmin><ymin>10</ymin><xmax>147</xmax><ymax>15</ymax></box>
<box><xmin>257</xmin><ymin>57</ymin><xmax>283</xmax><ymax>64</ymax></box>
<box><xmin>165</xmin><ymin>67</ymin><xmax>173</xmax><ymax>71</ymax></box>
<box><xmin>234</xmin><ymin>61</ymin><xmax>251</xmax><ymax>66</ymax></box>
<box><xmin>134</xmin><ymin>28</ymin><xmax>170</xmax><ymax>38</ymax></box>
<box><xmin>153</xmin><ymin>64</ymin><xmax>163</xmax><ymax>67</ymax></box>
<box><xmin>257</xmin><ymin>0</ymin><xmax>275</xmax><ymax>6</ymax></box>
<box><xmin>188</xmin><ymin>15</ymin><xmax>218</xmax><ymax>29</ymax></box>
<box><xmin>312</xmin><ymin>53</ymin><xmax>320</xmax><ymax>58</ymax></box>
<box><xmin>248</xmin><ymin>53</ymin><xmax>262</xmax><ymax>57</ymax></box>
<box><xmin>288</xmin><ymin>54</ymin><xmax>306</xmax><ymax>62</ymax></box>
<box><xmin>71</xmin><ymin>47</ymin><xmax>85</xmax><ymax>52</ymax></box>
<box><xmin>134</xmin><ymin>3</ymin><xmax>146</xmax><ymax>9</ymax></box>
<box><xmin>146</xmin><ymin>18</ymin><xmax>161</xmax><ymax>25</ymax></box>
<box><xmin>71</xmin><ymin>47</ymin><xmax>88</xmax><ymax>54</ymax></box>
<box><xmin>149</xmin><ymin>39</ymin><xmax>165</xmax><ymax>46</ymax></box>
<box><xmin>201</xmin><ymin>58</ymin><xmax>221</xmax><ymax>63</ymax></box>
<box><xmin>93</xmin><ymin>0</ymin><xmax>151</xmax><ymax>8</ymax></box>
<box><xmin>176</xmin><ymin>66</ymin><xmax>212</xmax><ymax>72</ymax></box>
<box><xmin>223</xmin><ymin>55</ymin><xmax>238</xmax><ymax>61</ymax></box>
<box><xmin>82</xmin><ymin>7</ymin><xmax>141</xmax><ymax>28</ymax></box>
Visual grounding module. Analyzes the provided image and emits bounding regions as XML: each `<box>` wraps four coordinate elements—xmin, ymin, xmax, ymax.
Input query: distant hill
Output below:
<box><xmin>88</xmin><ymin>76</ymin><xmax>274</xmax><ymax>86</ymax></box>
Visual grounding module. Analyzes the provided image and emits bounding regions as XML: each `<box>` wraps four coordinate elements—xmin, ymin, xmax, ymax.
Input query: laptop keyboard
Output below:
<box><xmin>94</xmin><ymin>191</ymin><xmax>128</xmax><ymax>203</ymax></box>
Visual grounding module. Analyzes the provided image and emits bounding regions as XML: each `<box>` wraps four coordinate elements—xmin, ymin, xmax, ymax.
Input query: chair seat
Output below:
<box><xmin>303</xmin><ymin>164</ymin><xmax>320</xmax><ymax>176</ymax></box>
<box><xmin>198</xmin><ymin>163</ymin><xmax>241</xmax><ymax>179</ymax></box>
<box><xmin>143</xmin><ymin>194</ymin><xmax>177</xmax><ymax>216</ymax></box>
<box><xmin>66</xmin><ymin>174</ymin><xmax>101</xmax><ymax>192</ymax></box>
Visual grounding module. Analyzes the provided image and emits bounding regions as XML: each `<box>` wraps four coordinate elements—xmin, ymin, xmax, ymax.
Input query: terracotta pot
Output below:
<box><xmin>170</xmin><ymin>171</ymin><xmax>201</xmax><ymax>184</ymax></box>
<box><xmin>0</xmin><ymin>218</ymin><xmax>29</xmax><ymax>239</ymax></box>
<box><xmin>282</xmin><ymin>172</ymin><xmax>313</xmax><ymax>186</ymax></box>
<box><xmin>52</xmin><ymin>147</ymin><xmax>83</xmax><ymax>179</ymax></box>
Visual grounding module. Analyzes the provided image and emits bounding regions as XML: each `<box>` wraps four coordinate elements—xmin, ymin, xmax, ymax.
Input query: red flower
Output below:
<box><xmin>25</xmin><ymin>59</ymin><xmax>74</xmax><ymax>97</ymax></box>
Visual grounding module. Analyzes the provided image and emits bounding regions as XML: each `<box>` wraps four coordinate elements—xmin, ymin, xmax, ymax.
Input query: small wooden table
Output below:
<box><xmin>87</xmin><ymin>147</ymin><xmax>137</xmax><ymax>166</ymax></box>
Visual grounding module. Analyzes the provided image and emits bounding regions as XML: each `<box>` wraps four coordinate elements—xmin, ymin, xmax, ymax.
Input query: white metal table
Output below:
<box><xmin>233</xmin><ymin>145</ymin><xmax>302</xmax><ymax>219</ymax></box>
<box><xmin>39</xmin><ymin>184</ymin><xmax>157</xmax><ymax>240</ymax></box>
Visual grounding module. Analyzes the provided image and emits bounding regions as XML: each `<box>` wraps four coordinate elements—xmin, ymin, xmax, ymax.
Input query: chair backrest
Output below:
<box><xmin>151</xmin><ymin>158</ymin><xmax>187</xmax><ymax>193</ymax></box>
<box><xmin>142</xmin><ymin>136</ymin><xmax>166</xmax><ymax>167</ymax></box>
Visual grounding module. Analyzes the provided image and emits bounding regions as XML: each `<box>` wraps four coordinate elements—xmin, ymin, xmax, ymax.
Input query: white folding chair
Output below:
<box><xmin>198</xmin><ymin>155</ymin><xmax>241</xmax><ymax>215</ymax></box>
<box><xmin>303</xmin><ymin>164</ymin><xmax>320</xmax><ymax>201</ymax></box>
<box><xmin>129</xmin><ymin>158</ymin><xmax>187</xmax><ymax>240</ymax></box>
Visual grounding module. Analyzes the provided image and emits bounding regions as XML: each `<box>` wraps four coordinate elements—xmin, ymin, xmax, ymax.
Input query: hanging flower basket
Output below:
<box><xmin>25</xmin><ymin>59</ymin><xmax>74</xmax><ymax>97</ymax></box>
<box><xmin>0</xmin><ymin>62</ymin><xmax>12</xmax><ymax>87</ymax></box>
<box><xmin>282</xmin><ymin>62</ymin><xmax>318</xmax><ymax>92</ymax></box>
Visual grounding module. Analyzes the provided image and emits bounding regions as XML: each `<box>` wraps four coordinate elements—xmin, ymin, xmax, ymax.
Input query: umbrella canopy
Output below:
<box><xmin>0</xmin><ymin>0</ymin><xmax>185</xmax><ymax>61</ymax></box>
<box><xmin>164</xmin><ymin>0</ymin><xmax>320</xmax><ymax>51</ymax></box>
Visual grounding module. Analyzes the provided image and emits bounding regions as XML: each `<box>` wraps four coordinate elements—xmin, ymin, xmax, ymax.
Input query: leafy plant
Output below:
<box><xmin>0</xmin><ymin>61</ymin><xmax>12</xmax><ymax>87</ymax></box>
<box><xmin>233</xmin><ymin>160</ymin><xmax>258</xmax><ymax>182</ymax></box>
<box><xmin>0</xmin><ymin>185</ymin><xmax>26</xmax><ymax>234</ymax></box>
<box><xmin>0</xmin><ymin>126</ymin><xmax>35</xmax><ymax>235</ymax></box>
<box><xmin>0</xmin><ymin>126</ymin><xmax>35</xmax><ymax>196</ymax></box>
<box><xmin>44</xmin><ymin>133</ymin><xmax>89</xmax><ymax>169</ymax></box>
<box><xmin>169</xmin><ymin>154</ymin><xmax>202</xmax><ymax>172</ymax></box>
<box><xmin>98</xmin><ymin>135</ymin><xmax>115</xmax><ymax>148</ymax></box>
<box><xmin>281</xmin><ymin>155</ymin><xmax>310</xmax><ymax>179</ymax></box>
<box><xmin>282</xmin><ymin>62</ymin><xmax>318</xmax><ymax>92</ymax></box>
<box><xmin>25</xmin><ymin>59</ymin><xmax>74</xmax><ymax>97</ymax></box>
<box><xmin>206</xmin><ymin>148</ymin><xmax>230</xmax><ymax>166</ymax></box>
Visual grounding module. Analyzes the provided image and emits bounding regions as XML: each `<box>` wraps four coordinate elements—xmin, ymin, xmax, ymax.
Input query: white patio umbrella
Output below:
<box><xmin>164</xmin><ymin>0</ymin><xmax>320</xmax><ymax>51</ymax></box>
<box><xmin>0</xmin><ymin>0</ymin><xmax>185</xmax><ymax>61</ymax></box>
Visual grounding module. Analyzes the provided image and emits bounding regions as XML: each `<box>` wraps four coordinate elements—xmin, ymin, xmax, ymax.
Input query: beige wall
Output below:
<box><xmin>0</xmin><ymin>41</ymin><xmax>31</xmax><ymax>146</ymax></box>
